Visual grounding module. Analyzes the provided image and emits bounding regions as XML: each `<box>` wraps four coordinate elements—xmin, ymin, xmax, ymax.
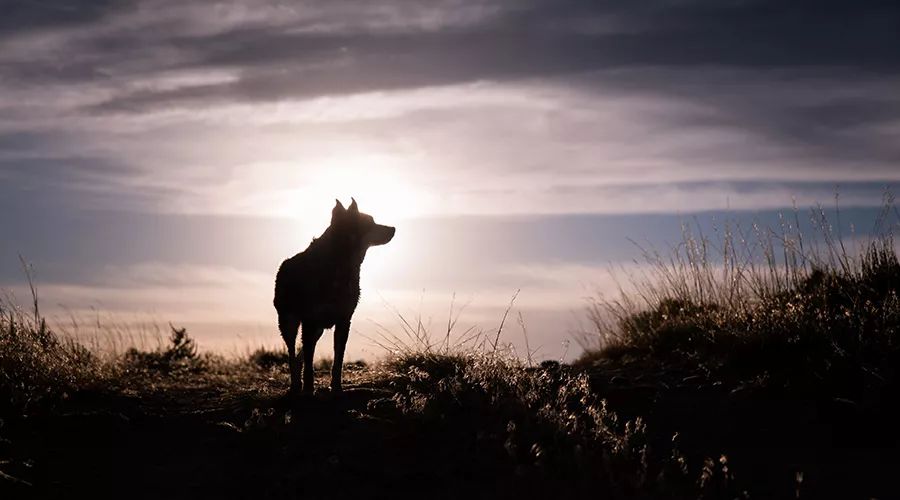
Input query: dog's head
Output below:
<box><xmin>330</xmin><ymin>198</ymin><xmax>395</xmax><ymax>253</ymax></box>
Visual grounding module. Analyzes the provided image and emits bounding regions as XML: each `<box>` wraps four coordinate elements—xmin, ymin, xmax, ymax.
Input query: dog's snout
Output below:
<box><xmin>380</xmin><ymin>225</ymin><xmax>396</xmax><ymax>244</ymax></box>
<box><xmin>368</xmin><ymin>224</ymin><xmax>395</xmax><ymax>246</ymax></box>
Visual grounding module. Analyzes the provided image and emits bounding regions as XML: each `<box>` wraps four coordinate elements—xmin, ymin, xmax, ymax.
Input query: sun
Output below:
<box><xmin>298</xmin><ymin>154</ymin><xmax>429</xmax><ymax>224</ymax></box>
<box><xmin>271</xmin><ymin>153</ymin><xmax>432</xmax><ymax>277</ymax></box>
<box><xmin>281</xmin><ymin>154</ymin><xmax>426</xmax><ymax>287</ymax></box>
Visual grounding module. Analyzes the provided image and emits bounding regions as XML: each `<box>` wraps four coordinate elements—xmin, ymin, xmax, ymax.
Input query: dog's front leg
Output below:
<box><xmin>287</xmin><ymin>341</ymin><xmax>301</xmax><ymax>395</ymax></box>
<box><xmin>331</xmin><ymin>319</ymin><xmax>350</xmax><ymax>393</ymax></box>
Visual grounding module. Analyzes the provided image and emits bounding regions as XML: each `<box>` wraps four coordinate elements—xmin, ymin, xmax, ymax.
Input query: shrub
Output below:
<box><xmin>122</xmin><ymin>325</ymin><xmax>208</xmax><ymax>375</ymax></box>
<box><xmin>579</xmin><ymin>200</ymin><xmax>900</xmax><ymax>397</ymax></box>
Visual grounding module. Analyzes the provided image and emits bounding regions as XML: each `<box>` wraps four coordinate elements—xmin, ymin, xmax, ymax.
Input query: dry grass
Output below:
<box><xmin>0</xmin><ymin>269</ymin><xmax>111</xmax><ymax>417</ymax></box>
<box><xmin>578</xmin><ymin>197</ymin><xmax>900</xmax><ymax>376</ymax></box>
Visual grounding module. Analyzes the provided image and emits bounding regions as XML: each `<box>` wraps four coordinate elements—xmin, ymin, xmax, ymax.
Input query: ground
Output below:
<box><xmin>4</xmin><ymin>357</ymin><xmax>899</xmax><ymax>500</ymax></box>
<box><xmin>3</xmin><ymin>365</ymin><xmax>544</xmax><ymax>500</ymax></box>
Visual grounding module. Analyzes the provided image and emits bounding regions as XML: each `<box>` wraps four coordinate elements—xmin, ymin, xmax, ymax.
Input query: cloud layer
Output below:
<box><xmin>3</xmin><ymin>0</ymin><xmax>899</xmax><ymax>358</ymax></box>
<box><xmin>2</xmin><ymin>0</ymin><xmax>898</xmax><ymax>217</ymax></box>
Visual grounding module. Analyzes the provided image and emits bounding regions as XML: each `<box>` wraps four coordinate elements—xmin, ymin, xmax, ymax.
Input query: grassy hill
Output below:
<box><xmin>2</xmin><ymin>207</ymin><xmax>900</xmax><ymax>499</ymax></box>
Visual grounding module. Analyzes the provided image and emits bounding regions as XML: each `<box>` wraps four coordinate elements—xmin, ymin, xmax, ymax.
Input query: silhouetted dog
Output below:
<box><xmin>274</xmin><ymin>198</ymin><xmax>395</xmax><ymax>395</ymax></box>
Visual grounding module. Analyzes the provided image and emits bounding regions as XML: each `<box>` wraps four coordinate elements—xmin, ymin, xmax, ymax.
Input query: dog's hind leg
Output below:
<box><xmin>278</xmin><ymin>314</ymin><xmax>301</xmax><ymax>395</ymax></box>
<box><xmin>301</xmin><ymin>324</ymin><xmax>324</xmax><ymax>396</ymax></box>
<box><xmin>331</xmin><ymin>319</ymin><xmax>350</xmax><ymax>393</ymax></box>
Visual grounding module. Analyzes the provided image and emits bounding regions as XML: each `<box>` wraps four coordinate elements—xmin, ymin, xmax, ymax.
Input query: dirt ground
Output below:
<box><xmin>2</xmin><ymin>368</ymin><xmax>536</xmax><ymax>500</ymax></box>
<box><xmin>4</xmin><ymin>361</ymin><xmax>900</xmax><ymax>499</ymax></box>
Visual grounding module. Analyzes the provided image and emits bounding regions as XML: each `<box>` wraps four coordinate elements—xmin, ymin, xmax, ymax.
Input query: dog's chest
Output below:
<box><xmin>327</xmin><ymin>274</ymin><xmax>360</xmax><ymax>302</ymax></box>
<box><xmin>307</xmin><ymin>279</ymin><xmax>360</xmax><ymax>326</ymax></box>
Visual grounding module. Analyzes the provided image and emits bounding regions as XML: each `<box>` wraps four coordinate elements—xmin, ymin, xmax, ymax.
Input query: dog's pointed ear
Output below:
<box><xmin>332</xmin><ymin>199</ymin><xmax>346</xmax><ymax>223</ymax></box>
<box><xmin>348</xmin><ymin>197</ymin><xmax>359</xmax><ymax>217</ymax></box>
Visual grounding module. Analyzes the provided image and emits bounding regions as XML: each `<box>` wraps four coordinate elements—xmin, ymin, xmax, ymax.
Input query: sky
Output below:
<box><xmin>2</xmin><ymin>0</ymin><xmax>899</xmax><ymax>360</ymax></box>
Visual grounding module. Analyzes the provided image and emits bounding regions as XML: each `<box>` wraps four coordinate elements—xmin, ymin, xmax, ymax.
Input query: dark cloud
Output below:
<box><xmin>91</xmin><ymin>21</ymin><xmax>900</xmax><ymax>111</ymax></box>
<box><xmin>6</xmin><ymin>1</ymin><xmax>898</xmax><ymax>97</ymax></box>
<box><xmin>0</xmin><ymin>131</ymin><xmax>58</xmax><ymax>153</ymax></box>
<box><xmin>0</xmin><ymin>0</ymin><xmax>125</xmax><ymax>36</ymax></box>
<box><xmin>0</xmin><ymin>156</ymin><xmax>168</xmax><ymax>214</ymax></box>
<box><xmin>0</xmin><ymin>156</ymin><xmax>130</xmax><ymax>184</ymax></box>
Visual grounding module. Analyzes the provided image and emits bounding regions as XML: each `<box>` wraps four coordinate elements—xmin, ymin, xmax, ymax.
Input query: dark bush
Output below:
<box><xmin>123</xmin><ymin>325</ymin><xmax>207</xmax><ymax>374</ymax></box>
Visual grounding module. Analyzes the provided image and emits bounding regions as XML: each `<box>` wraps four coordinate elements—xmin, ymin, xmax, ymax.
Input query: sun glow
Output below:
<box><xmin>275</xmin><ymin>154</ymin><xmax>429</xmax><ymax>285</ymax></box>
<box><xmin>290</xmin><ymin>154</ymin><xmax>430</xmax><ymax>225</ymax></box>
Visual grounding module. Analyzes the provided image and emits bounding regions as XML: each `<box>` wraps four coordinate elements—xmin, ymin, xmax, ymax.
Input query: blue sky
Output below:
<box><xmin>2</xmin><ymin>0</ymin><xmax>899</xmax><ymax>359</ymax></box>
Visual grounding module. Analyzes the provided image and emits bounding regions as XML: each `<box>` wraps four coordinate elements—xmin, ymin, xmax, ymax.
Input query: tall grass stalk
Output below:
<box><xmin>365</xmin><ymin>290</ymin><xmax>525</xmax><ymax>358</ymax></box>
